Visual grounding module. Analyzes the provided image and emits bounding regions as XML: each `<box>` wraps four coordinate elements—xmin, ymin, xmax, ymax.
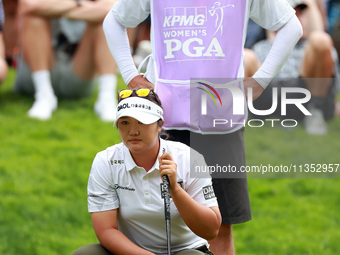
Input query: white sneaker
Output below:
<box><xmin>94</xmin><ymin>97</ymin><xmax>117</xmax><ymax>122</ymax></box>
<box><xmin>28</xmin><ymin>95</ymin><xmax>58</xmax><ymax>121</ymax></box>
<box><xmin>303</xmin><ymin>107</ymin><xmax>327</xmax><ymax>135</ymax></box>
<box><xmin>133</xmin><ymin>40</ymin><xmax>152</xmax><ymax>68</ymax></box>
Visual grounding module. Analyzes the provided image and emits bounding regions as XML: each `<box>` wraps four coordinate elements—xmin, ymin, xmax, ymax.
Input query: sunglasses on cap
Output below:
<box><xmin>118</xmin><ymin>88</ymin><xmax>161</xmax><ymax>105</ymax></box>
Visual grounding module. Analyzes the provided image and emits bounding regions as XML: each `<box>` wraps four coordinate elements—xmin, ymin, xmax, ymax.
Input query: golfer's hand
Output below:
<box><xmin>128</xmin><ymin>75</ymin><xmax>154</xmax><ymax>89</ymax></box>
<box><xmin>243</xmin><ymin>77</ymin><xmax>264</xmax><ymax>101</ymax></box>
<box><xmin>159</xmin><ymin>153</ymin><xmax>178</xmax><ymax>192</ymax></box>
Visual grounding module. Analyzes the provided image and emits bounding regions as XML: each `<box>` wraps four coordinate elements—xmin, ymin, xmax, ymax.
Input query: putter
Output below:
<box><xmin>162</xmin><ymin>174</ymin><xmax>171</xmax><ymax>255</ymax></box>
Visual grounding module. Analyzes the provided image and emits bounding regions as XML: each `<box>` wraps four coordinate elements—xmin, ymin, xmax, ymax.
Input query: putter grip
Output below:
<box><xmin>163</xmin><ymin>175</ymin><xmax>171</xmax><ymax>220</ymax></box>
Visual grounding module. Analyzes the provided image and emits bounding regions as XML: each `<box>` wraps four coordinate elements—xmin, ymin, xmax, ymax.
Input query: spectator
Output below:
<box><xmin>128</xmin><ymin>16</ymin><xmax>152</xmax><ymax>68</ymax></box>
<box><xmin>328</xmin><ymin>0</ymin><xmax>340</xmax><ymax>34</ymax></box>
<box><xmin>0</xmin><ymin>0</ymin><xmax>8</xmax><ymax>84</ymax></box>
<box><xmin>245</xmin><ymin>19</ymin><xmax>266</xmax><ymax>49</ymax></box>
<box><xmin>251</xmin><ymin>0</ymin><xmax>339</xmax><ymax>135</ymax></box>
<box><xmin>327</xmin><ymin>0</ymin><xmax>340</xmax><ymax>55</ymax></box>
<box><xmin>73</xmin><ymin>88</ymin><xmax>221</xmax><ymax>255</ymax></box>
<box><xmin>14</xmin><ymin>0</ymin><xmax>117</xmax><ymax>121</ymax></box>
<box><xmin>2</xmin><ymin>0</ymin><xmax>19</xmax><ymax>68</ymax></box>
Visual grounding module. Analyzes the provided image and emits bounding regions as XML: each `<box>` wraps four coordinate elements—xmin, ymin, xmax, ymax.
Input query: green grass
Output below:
<box><xmin>1</xmin><ymin>68</ymin><xmax>340</xmax><ymax>254</ymax></box>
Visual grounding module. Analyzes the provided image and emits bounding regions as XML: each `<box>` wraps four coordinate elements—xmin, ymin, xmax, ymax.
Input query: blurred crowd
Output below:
<box><xmin>245</xmin><ymin>0</ymin><xmax>340</xmax><ymax>135</ymax></box>
<box><xmin>0</xmin><ymin>0</ymin><xmax>119</xmax><ymax>122</ymax></box>
<box><xmin>0</xmin><ymin>0</ymin><xmax>339</xmax><ymax>133</ymax></box>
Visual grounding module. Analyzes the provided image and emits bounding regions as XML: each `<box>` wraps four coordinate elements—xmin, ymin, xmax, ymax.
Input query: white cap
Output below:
<box><xmin>115</xmin><ymin>97</ymin><xmax>164</xmax><ymax>125</ymax></box>
<box><xmin>287</xmin><ymin>0</ymin><xmax>307</xmax><ymax>9</ymax></box>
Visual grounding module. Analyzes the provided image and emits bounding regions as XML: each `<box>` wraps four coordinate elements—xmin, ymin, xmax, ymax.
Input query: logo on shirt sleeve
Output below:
<box><xmin>202</xmin><ymin>185</ymin><xmax>216</xmax><ymax>200</ymax></box>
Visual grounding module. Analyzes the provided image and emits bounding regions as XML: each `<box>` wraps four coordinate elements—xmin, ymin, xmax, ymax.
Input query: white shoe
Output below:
<box><xmin>28</xmin><ymin>95</ymin><xmax>58</xmax><ymax>121</ymax></box>
<box><xmin>303</xmin><ymin>107</ymin><xmax>327</xmax><ymax>135</ymax></box>
<box><xmin>94</xmin><ymin>97</ymin><xmax>117</xmax><ymax>122</ymax></box>
<box><xmin>133</xmin><ymin>40</ymin><xmax>152</xmax><ymax>68</ymax></box>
